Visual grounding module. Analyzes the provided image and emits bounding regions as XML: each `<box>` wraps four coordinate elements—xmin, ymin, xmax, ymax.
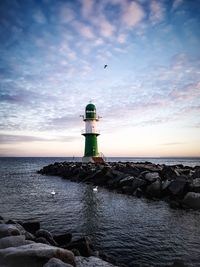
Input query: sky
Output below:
<box><xmin>0</xmin><ymin>0</ymin><xmax>200</xmax><ymax>157</ymax></box>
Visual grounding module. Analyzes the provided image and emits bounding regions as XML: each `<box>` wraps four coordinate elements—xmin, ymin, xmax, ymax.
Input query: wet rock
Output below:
<box><xmin>144</xmin><ymin>172</ymin><xmax>160</xmax><ymax>183</ymax></box>
<box><xmin>0</xmin><ymin>243</ymin><xmax>75</xmax><ymax>267</ymax></box>
<box><xmin>131</xmin><ymin>177</ymin><xmax>145</xmax><ymax>191</ymax></box>
<box><xmin>134</xmin><ymin>188</ymin><xmax>143</xmax><ymax>198</ymax></box>
<box><xmin>167</xmin><ymin>179</ymin><xmax>188</xmax><ymax>197</ymax></box>
<box><xmin>0</xmin><ymin>235</ymin><xmax>34</xmax><ymax>249</ymax></box>
<box><xmin>22</xmin><ymin>221</ymin><xmax>40</xmax><ymax>234</ymax></box>
<box><xmin>35</xmin><ymin>237</ymin><xmax>51</xmax><ymax>245</ymax></box>
<box><xmin>160</xmin><ymin>166</ymin><xmax>179</xmax><ymax>180</ymax></box>
<box><xmin>192</xmin><ymin>166</ymin><xmax>200</xmax><ymax>178</ymax></box>
<box><xmin>121</xmin><ymin>186</ymin><xmax>133</xmax><ymax>195</ymax></box>
<box><xmin>43</xmin><ymin>257</ymin><xmax>73</xmax><ymax>267</ymax></box>
<box><xmin>119</xmin><ymin>176</ymin><xmax>135</xmax><ymax>186</ymax></box>
<box><xmin>189</xmin><ymin>178</ymin><xmax>200</xmax><ymax>193</ymax></box>
<box><xmin>65</xmin><ymin>237</ymin><xmax>92</xmax><ymax>257</ymax></box>
<box><xmin>0</xmin><ymin>224</ymin><xmax>20</xmax><ymax>238</ymax></box>
<box><xmin>75</xmin><ymin>256</ymin><xmax>119</xmax><ymax>267</ymax></box>
<box><xmin>146</xmin><ymin>180</ymin><xmax>161</xmax><ymax>198</ymax></box>
<box><xmin>35</xmin><ymin>229</ymin><xmax>57</xmax><ymax>246</ymax></box>
<box><xmin>0</xmin><ymin>215</ymin><xmax>4</xmax><ymax>221</ymax></box>
<box><xmin>182</xmin><ymin>192</ymin><xmax>200</xmax><ymax>210</ymax></box>
<box><xmin>53</xmin><ymin>233</ymin><xmax>72</xmax><ymax>247</ymax></box>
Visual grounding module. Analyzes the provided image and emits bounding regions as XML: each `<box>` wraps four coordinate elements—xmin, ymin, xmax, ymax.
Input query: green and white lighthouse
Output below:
<box><xmin>81</xmin><ymin>103</ymin><xmax>104</xmax><ymax>163</ymax></box>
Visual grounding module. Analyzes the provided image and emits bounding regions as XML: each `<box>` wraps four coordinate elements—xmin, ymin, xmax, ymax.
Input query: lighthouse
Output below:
<box><xmin>81</xmin><ymin>103</ymin><xmax>104</xmax><ymax>163</ymax></box>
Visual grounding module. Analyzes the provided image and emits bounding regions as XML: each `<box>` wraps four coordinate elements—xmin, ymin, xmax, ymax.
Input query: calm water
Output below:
<box><xmin>0</xmin><ymin>157</ymin><xmax>200</xmax><ymax>267</ymax></box>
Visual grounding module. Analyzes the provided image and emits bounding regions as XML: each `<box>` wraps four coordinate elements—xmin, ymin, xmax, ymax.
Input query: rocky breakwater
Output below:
<box><xmin>0</xmin><ymin>215</ymin><xmax>120</xmax><ymax>267</ymax></box>
<box><xmin>38</xmin><ymin>161</ymin><xmax>200</xmax><ymax>210</ymax></box>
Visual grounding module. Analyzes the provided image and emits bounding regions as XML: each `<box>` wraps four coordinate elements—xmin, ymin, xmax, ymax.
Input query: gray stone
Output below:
<box><xmin>168</xmin><ymin>179</ymin><xmax>188</xmax><ymax>197</ymax></box>
<box><xmin>144</xmin><ymin>172</ymin><xmax>160</xmax><ymax>183</ymax></box>
<box><xmin>43</xmin><ymin>257</ymin><xmax>73</xmax><ymax>267</ymax></box>
<box><xmin>131</xmin><ymin>177</ymin><xmax>145</xmax><ymax>191</ymax></box>
<box><xmin>0</xmin><ymin>224</ymin><xmax>20</xmax><ymax>239</ymax></box>
<box><xmin>0</xmin><ymin>243</ymin><xmax>75</xmax><ymax>267</ymax></box>
<box><xmin>146</xmin><ymin>180</ymin><xmax>161</xmax><ymax>198</ymax></box>
<box><xmin>75</xmin><ymin>256</ymin><xmax>119</xmax><ymax>267</ymax></box>
<box><xmin>182</xmin><ymin>192</ymin><xmax>200</xmax><ymax>210</ymax></box>
<box><xmin>35</xmin><ymin>229</ymin><xmax>57</xmax><ymax>246</ymax></box>
<box><xmin>189</xmin><ymin>178</ymin><xmax>200</xmax><ymax>193</ymax></box>
<box><xmin>119</xmin><ymin>176</ymin><xmax>135</xmax><ymax>186</ymax></box>
<box><xmin>0</xmin><ymin>235</ymin><xmax>34</xmax><ymax>249</ymax></box>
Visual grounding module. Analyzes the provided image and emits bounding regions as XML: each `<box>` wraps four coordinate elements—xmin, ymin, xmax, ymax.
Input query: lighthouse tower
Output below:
<box><xmin>82</xmin><ymin>103</ymin><xmax>104</xmax><ymax>163</ymax></box>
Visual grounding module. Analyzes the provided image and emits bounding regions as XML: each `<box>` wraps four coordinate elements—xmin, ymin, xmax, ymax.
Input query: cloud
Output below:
<box><xmin>0</xmin><ymin>134</ymin><xmax>77</xmax><ymax>144</ymax></box>
<box><xmin>59</xmin><ymin>4</ymin><xmax>75</xmax><ymax>23</ymax></box>
<box><xmin>73</xmin><ymin>21</ymin><xmax>95</xmax><ymax>39</ymax></box>
<box><xmin>122</xmin><ymin>1</ymin><xmax>145</xmax><ymax>28</ymax></box>
<box><xmin>149</xmin><ymin>0</ymin><xmax>165</xmax><ymax>24</ymax></box>
<box><xmin>81</xmin><ymin>0</ymin><xmax>94</xmax><ymax>18</ymax></box>
<box><xmin>172</xmin><ymin>0</ymin><xmax>183</xmax><ymax>10</ymax></box>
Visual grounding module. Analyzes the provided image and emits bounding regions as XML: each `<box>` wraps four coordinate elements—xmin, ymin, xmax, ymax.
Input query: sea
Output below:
<box><xmin>0</xmin><ymin>157</ymin><xmax>200</xmax><ymax>267</ymax></box>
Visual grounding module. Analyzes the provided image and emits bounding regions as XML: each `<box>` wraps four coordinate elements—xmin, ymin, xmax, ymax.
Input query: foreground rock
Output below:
<box><xmin>76</xmin><ymin>256</ymin><xmax>118</xmax><ymax>267</ymax></box>
<box><xmin>38</xmin><ymin>161</ymin><xmax>200</xmax><ymax>210</ymax></box>
<box><xmin>0</xmin><ymin>217</ymin><xmax>120</xmax><ymax>267</ymax></box>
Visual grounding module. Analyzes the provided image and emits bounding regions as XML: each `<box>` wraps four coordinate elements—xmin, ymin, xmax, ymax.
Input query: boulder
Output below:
<box><xmin>182</xmin><ymin>192</ymin><xmax>200</xmax><ymax>210</ymax></box>
<box><xmin>192</xmin><ymin>167</ymin><xmax>200</xmax><ymax>178</ymax></box>
<box><xmin>75</xmin><ymin>256</ymin><xmax>118</xmax><ymax>267</ymax></box>
<box><xmin>167</xmin><ymin>179</ymin><xmax>188</xmax><ymax>197</ymax></box>
<box><xmin>189</xmin><ymin>178</ymin><xmax>200</xmax><ymax>193</ymax></box>
<box><xmin>119</xmin><ymin>176</ymin><xmax>135</xmax><ymax>187</ymax></box>
<box><xmin>121</xmin><ymin>186</ymin><xmax>133</xmax><ymax>195</ymax></box>
<box><xmin>160</xmin><ymin>166</ymin><xmax>179</xmax><ymax>180</ymax></box>
<box><xmin>35</xmin><ymin>230</ymin><xmax>57</xmax><ymax>246</ymax></box>
<box><xmin>144</xmin><ymin>172</ymin><xmax>160</xmax><ymax>183</ymax></box>
<box><xmin>0</xmin><ymin>224</ymin><xmax>20</xmax><ymax>239</ymax></box>
<box><xmin>43</xmin><ymin>257</ymin><xmax>73</xmax><ymax>267</ymax></box>
<box><xmin>0</xmin><ymin>243</ymin><xmax>75</xmax><ymax>267</ymax></box>
<box><xmin>146</xmin><ymin>180</ymin><xmax>161</xmax><ymax>198</ymax></box>
<box><xmin>35</xmin><ymin>237</ymin><xmax>51</xmax><ymax>245</ymax></box>
<box><xmin>22</xmin><ymin>221</ymin><xmax>40</xmax><ymax>234</ymax></box>
<box><xmin>0</xmin><ymin>235</ymin><xmax>34</xmax><ymax>249</ymax></box>
<box><xmin>53</xmin><ymin>233</ymin><xmax>72</xmax><ymax>246</ymax></box>
<box><xmin>65</xmin><ymin>237</ymin><xmax>92</xmax><ymax>257</ymax></box>
<box><xmin>131</xmin><ymin>177</ymin><xmax>145</xmax><ymax>191</ymax></box>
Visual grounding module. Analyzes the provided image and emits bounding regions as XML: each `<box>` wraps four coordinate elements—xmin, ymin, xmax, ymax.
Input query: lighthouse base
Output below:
<box><xmin>82</xmin><ymin>156</ymin><xmax>105</xmax><ymax>164</ymax></box>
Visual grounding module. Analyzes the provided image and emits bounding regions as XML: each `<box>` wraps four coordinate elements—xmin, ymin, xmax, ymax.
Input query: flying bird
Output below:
<box><xmin>104</xmin><ymin>65</ymin><xmax>108</xmax><ymax>69</ymax></box>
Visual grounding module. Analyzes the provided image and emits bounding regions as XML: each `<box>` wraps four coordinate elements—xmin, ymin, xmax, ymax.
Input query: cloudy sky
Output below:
<box><xmin>0</xmin><ymin>0</ymin><xmax>200</xmax><ymax>157</ymax></box>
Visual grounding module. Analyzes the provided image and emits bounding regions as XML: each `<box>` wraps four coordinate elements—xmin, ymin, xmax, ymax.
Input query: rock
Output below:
<box><xmin>119</xmin><ymin>176</ymin><xmax>135</xmax><ymax>186</ymax></box>
<box><xmin>0</xmin><ymin>224</ymin><xmax>20</xmax><ymax>238</ymax></box>
<box><xmin>189</xmin><ymin>178</ymin><xmax>200</xmax><ymax>193</ymax></box>
<box><xmin>0</xmin><ymin>235</ymin><xmax>33</xmax><ymax>249</ymax></box>
<box><xmin>0</xmin><ymin>243</ymin><xmax>75</xmax><ymax>267</ymax></box>
<box><xmin>160</xmin><ymin>166</ymin><xmax>179</xmax><ymax>180</ymax></box>
<box><xmin>167</xmin><ymin>179</ymin><xmax>188</xmax><ymax>197</ymax></box>
<box><xmin>75</xmin><ymin>256</ymin><xmax>119</xmax><ymax>267</ymax></box>
<box><xmin>131</xmin><ymin>177</ymin><xmax>145</xmax><ymax>191</ymax></box>
<box><xmin>146</xmin><ymin>180</ymin><xmax>161</xmax><ymax>198</ymax></box>
<box><xmin>65</xmin><ymin>237</ymin><xmax>92</xmax><ymax>257</ymax></box>
<box><xmin>43</xmin><ymin>257</ymin><xmax>73</xmax><ymax>267</ymax></box>
<box><xmin>53</xmin><ymin>233</ymin><xmax>72</xmax><ymax>246</ymax></box>
<box><xmin>144</xmin><ymin>172</ymin><xmax>160</xmax><ymax>183</ymax></box>
<box><xmin>35</xmin><ymin>229</ymin><xmax>57</xmax><ymax>246</ymax></box>
<box><xmin>121</xmin><ymin>186</ymin><xmax>133</xmax><ymax>195</ymax></box>
<box><xmin>192</xmin><ymin>166</ymin><xmax>200</xmax><ymax>178</ymax></box>
<box><xmin>134</xmin><ymin>188</ymin><xmax>143</xmax><ymax>198</ymax></box>
<box><xmin>22</xmin><ymin>221</ymin><xmax>40</xmax><ymax>234</ymax></box>
<box><xmin>0</xmin><ymin>215</ymin><xmax>4</xmax><ymax>220</ymax></box>
<box><xmin>182</xmin><ymin>192</ymin><xmax>200</xmax><ymax>210</ymax></box>
<box><xmin>35</xmin><ymin>237</ymin><xmax>51</xmax><ymax>245</ymax></box>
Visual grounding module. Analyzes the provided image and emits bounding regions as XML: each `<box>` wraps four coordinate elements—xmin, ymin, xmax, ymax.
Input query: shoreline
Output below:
<box><xmin>38</xmin><ymin>161</ymin><xmax>200</xmax><ymax>211</ymax></box>
<box><xmin>0</xmin><ymin>215</ymin><xmax>124</xmax><ymax>267</ymax></box>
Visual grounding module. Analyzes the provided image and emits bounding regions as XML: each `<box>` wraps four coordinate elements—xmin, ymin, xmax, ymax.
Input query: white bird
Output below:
<box><xmin>51</xmin><ymin>190</ymin><xmax>56</xmax><ymax>196</ymax></box>
<box><xmin>93</xmin><ymin>186</ymin><xmax>98</xmax><ymax>192</ymax></box>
